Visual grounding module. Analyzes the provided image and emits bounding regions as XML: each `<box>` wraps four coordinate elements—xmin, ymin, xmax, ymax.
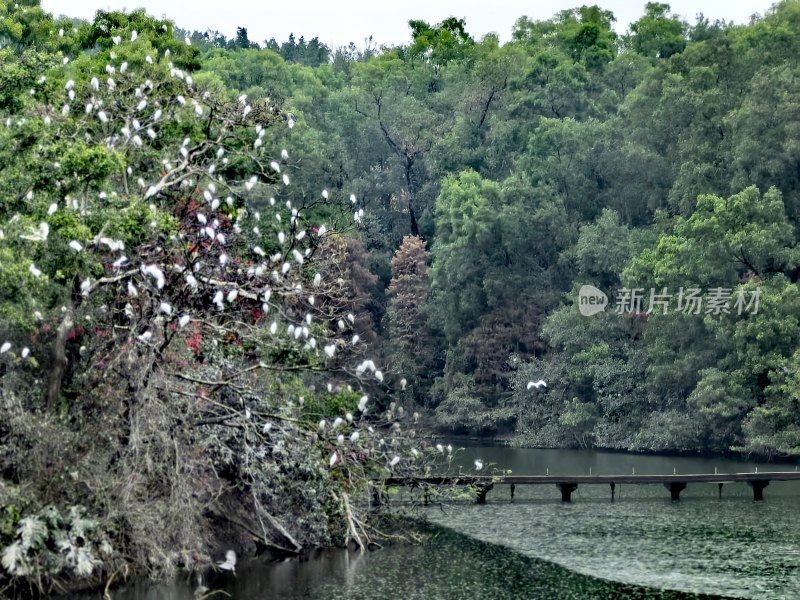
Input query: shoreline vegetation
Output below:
<box><xmin>3</xmin><ymin>0</ymin><xmax>800</xmax><ymax>597</ymax></box>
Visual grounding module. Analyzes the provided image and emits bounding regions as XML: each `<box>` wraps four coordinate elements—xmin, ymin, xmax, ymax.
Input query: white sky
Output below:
<box><xmin>42</xmin><ymin>0</ymin><xmax>777</xmax><ymax>49</ymax></box>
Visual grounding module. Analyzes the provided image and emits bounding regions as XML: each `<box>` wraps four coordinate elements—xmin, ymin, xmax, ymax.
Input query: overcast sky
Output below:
<box><xmin>41</xmin><ymin>0</ymin><xmax>777</xmax><ymax>49</ymax></box>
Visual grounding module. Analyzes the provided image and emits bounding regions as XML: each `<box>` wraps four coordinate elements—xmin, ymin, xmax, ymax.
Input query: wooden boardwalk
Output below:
<box><xmin>380</xmin><ymin>471</ymin><xmax>800</xmax><ymax>503</ymax></box>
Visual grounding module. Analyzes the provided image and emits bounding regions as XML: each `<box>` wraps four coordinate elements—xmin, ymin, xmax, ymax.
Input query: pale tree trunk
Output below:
<box><xmin>46</xmin><ymin>309</ymin><xmax>73</xmax><ymax>411</ymax></box>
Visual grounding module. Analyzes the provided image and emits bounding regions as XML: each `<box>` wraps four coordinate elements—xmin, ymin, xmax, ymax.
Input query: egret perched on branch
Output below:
<box><xmin>527</xmin><ymin>380</ymin><xmax>547</xmax><ymax>390</ymax></box>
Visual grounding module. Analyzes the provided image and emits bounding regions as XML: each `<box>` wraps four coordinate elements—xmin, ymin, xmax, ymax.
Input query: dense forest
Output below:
<box><xmin>173</xmin><ymin>1</ymin><xmax>800</xmax><ymax>458</ymax></box>
<box><xmin>2</xmin><ymin>0</ymin><xmax>800</xmax><ymax>595</ymax></box>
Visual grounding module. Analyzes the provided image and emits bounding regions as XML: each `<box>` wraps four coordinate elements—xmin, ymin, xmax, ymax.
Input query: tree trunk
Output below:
<box><xmin>46</xmin><ymin>310</ymin><xmax>73</xmax><ymax>411</ymax></box>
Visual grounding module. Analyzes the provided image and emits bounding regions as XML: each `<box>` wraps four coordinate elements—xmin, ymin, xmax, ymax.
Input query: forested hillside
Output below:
<box><xmin>178</xmin><ymin>2</ymin><xmax>800</xmax><ymax>457</ymax></box>
<box><xmin>3</xmin><ymin>0</ymin><xmax>800</xmax><ymax>594</ymax></box>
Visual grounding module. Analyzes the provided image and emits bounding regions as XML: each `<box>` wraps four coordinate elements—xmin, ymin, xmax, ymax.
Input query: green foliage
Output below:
<box><xmin>627</xmin><ymin>3</ymin><xmax>688</xmax><ymax>59</ymax></box>
<box><xmin>302</xmin><ymin>388</ymin><xmax>361</xmax><ymax>420</ymax></box>
<box><xmin>6</xmin><ymin>6</ymin><xmax>800</xmax><ymax>595</ymax></box>
<box><xmin>0</xmin><ymin>504</ymin><xmax>110</xmax><ymax>580</ymax></box>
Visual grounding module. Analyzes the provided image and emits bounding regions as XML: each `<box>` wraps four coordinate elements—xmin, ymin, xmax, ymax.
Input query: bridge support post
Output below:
<box><xmin>476</xmin><ymin>483</ymin><xmax>493</xmax><ymax>504</ymax></box>
<box><xmin>610</xmin><ymin>482</ymin><xmax>615</xmax><ymax>502</ymax></box>
<box><xmin>510</xmin><ymin>484</ymin><xmax>515</xmax><ymax>501</ymax></box>
<box><xmin>748</xmin><ymin>479</ymin><xmax>769</xmax><ymax>501</ymax></box>
<box><xmin>557</xmin><ymin>483</ymin><xmax>578</xmax><ymax>502</ymax></box>
<box><xmin>718</xmin><ymin>483</ymin><xmax>723</xmax><ymax>498</ymax></box>
<box><xmin>665</xmin><ymin>482</ymin><xmax>687</xmax><ymax>501</ymax></box>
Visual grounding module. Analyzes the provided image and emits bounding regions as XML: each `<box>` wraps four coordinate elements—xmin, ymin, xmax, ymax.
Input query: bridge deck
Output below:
<box><xmin>383</xmin><ymin>472</ymin><xmax>800</xmax><ymax>486</ymax></box>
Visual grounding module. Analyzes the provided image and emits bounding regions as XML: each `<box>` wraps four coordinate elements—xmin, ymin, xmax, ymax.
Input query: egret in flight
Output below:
<box><xmin>527</xmin><ymin>380</ymin><xmax>547</xmax><ymax>390</ymax></box>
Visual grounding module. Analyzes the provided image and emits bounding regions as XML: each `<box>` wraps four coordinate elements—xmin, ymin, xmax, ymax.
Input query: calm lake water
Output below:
<box><xmin>87</xmin><ymin>446</ymin><xmax>800</xmax><ymax>600</ymax></box>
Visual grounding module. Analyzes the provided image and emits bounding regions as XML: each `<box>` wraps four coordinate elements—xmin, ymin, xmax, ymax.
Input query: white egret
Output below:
<box><xmin>474</xmin><ymin>460</ymin><xmax>484</xmax><ymax>471</ymax></box>
<box><xmin>217</xmin><ymin>551</ymin><xmax>236</xmax><ymax>573</ymax></box>
<box><xmin>144</xmin><ymin>264</ymin><xmax>165</xmax><ymax>289</ymax></box>
<box><xmin>0</xmin><ymin>342</ymin><xmax>11</xmax><ymax>354</ymax></box>
<box><xmin>527</xmin><ymin>380</ymin><xmax>547</xmax><ymax>390</ymax></box>
<box><xmin>178</xmin><ymin>315</ymin><xmax>191</xmax><ymax>328</ymax></box>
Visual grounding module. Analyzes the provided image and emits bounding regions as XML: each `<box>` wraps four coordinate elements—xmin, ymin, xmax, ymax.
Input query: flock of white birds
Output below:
<box><xmin>2</xmin><ymin>28</ymin><xmax>553</xmax><ymax>482</ymax></box>
<box><xmin>1</xmin><ymin>28</ymin><xmax>444</xmax><ymax>477</ymax></box>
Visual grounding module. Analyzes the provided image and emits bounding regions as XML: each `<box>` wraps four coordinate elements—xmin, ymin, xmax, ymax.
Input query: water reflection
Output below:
<box><xmin>84</xmin><ymin>446</ymin><xmax>799</xmax><ymax>600</ymax></box>
<box><xmin>94</xmin><ymin>526</ymin><xmax>723</xmax><ymax>600</ymax></box>
<box><xmin>429</xmin><ymin>445</ymin><xmax>800</xmax><ymax>599</ymax></box>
